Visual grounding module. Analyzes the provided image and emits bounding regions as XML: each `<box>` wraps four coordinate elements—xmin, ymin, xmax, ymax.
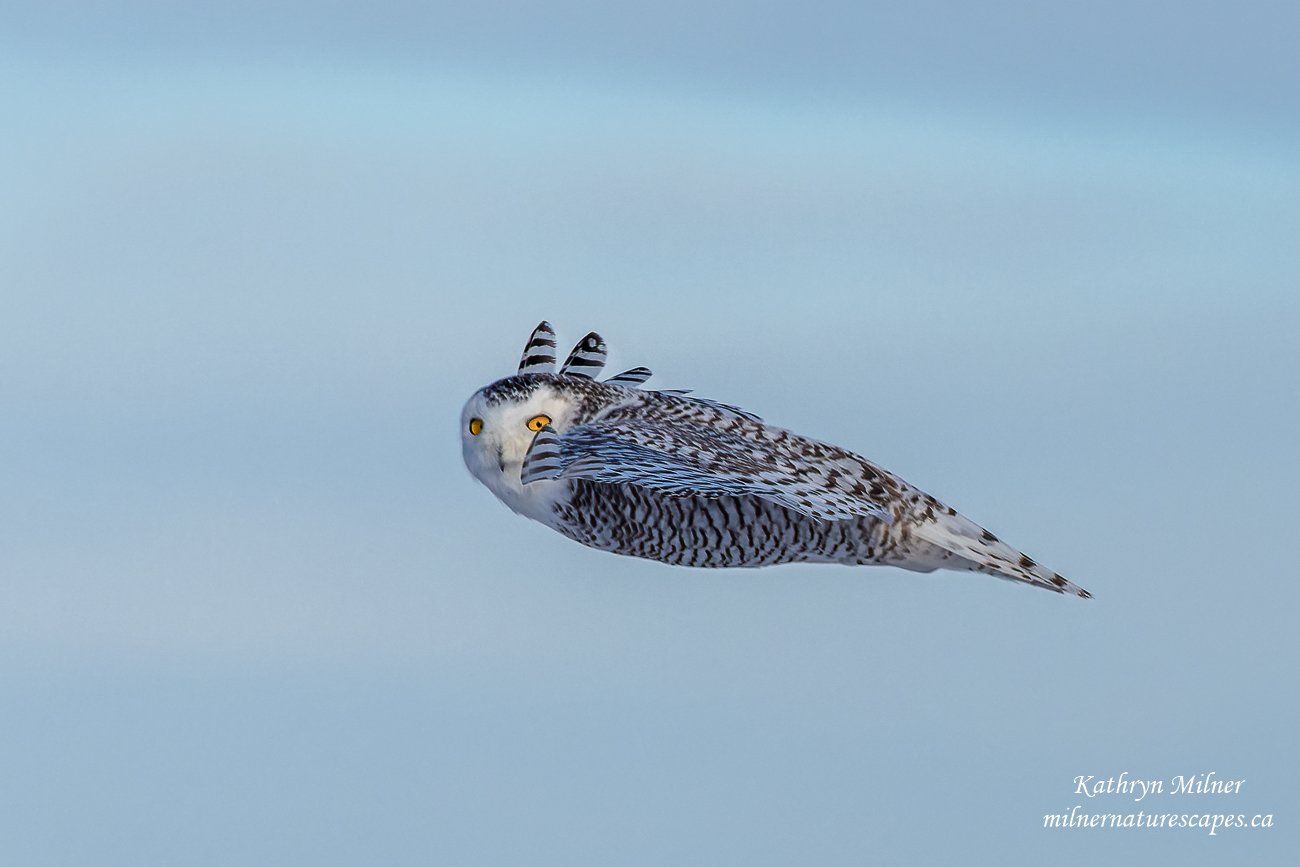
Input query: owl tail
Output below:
<box><xmin>908</xmin><ymin>507</ymin><xmax>1092</xmax><ymax>598</ymax></box>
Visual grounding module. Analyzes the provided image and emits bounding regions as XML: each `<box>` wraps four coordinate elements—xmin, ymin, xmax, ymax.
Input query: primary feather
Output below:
<box><xmin>461</xmin><ymin>322</ymin><xmax>1090</xmax><ymax>598</ymax></box>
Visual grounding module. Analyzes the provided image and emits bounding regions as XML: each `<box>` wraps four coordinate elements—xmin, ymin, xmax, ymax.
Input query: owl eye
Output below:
<box><xmin>526</xmin><ymin>414</ymin><xmax>551</xmax><ymax>432</ymax></box>
<box><xmin>468</xmin><ymin>418</ymin><xmax>483</xmax><ymax>436</ymax></box>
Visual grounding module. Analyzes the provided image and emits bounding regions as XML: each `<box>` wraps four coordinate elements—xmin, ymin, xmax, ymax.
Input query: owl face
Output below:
<box><xmin>460</xmin><ymin>376</ymin><xmax>581</xmax><ymax>499</ymax></box>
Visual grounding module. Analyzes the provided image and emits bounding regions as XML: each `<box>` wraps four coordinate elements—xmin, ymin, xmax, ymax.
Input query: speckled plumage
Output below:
<box><xmin>461</xmin><ymin>322</ymin><xmax>1090</xmax><ymax>598</ymax></box>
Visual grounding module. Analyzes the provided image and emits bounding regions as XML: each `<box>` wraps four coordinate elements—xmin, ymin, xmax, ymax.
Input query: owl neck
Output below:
<box><xmin>481</xmin><ymin>465</ymin><xmax>568</xmax><ymax>525</ymax></box>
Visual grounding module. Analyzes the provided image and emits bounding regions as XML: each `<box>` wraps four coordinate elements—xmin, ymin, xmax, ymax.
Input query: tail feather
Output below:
<box><xmin>909</xmin><ymin>506</ymin><xmax>1091</xmax><ymax>598</ymax></box>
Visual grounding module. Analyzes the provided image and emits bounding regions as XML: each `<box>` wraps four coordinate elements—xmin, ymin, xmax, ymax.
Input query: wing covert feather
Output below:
<box><xmin>522</xmin><ymin>418</ymin><xmax>893</xmax><ymax>523</ymax></box>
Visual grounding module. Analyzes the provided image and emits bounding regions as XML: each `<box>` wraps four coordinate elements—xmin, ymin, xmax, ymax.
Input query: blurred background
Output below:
<box><xmin>1</xmin><ymin>2</ymin><xmax>1296</xmax><ymax>865</ymax></box>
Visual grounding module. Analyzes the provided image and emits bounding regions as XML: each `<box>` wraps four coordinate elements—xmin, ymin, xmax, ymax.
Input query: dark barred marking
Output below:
<box><xmin>553</xmin><ymin>482</ymin><xmax>933</xmax><ymax>570</ymax></box>
<box><xmin>605</xmin><ymin>366</ymin><xmax>653</xmax><ymax>386</ymax></box>
<box><xmin>559</xmin><ymin>332</ymin><xmax>608</xmax><ymax>379</ymax></box>
<box><xmin>517</xmin><ymin>321</ymin><xmax>559</xmax><ymax>373</ymax></box>
<box><xmin>521</xmin><ymin>425</ymin><xmax>567</xmax><ymax>483</ymax></box>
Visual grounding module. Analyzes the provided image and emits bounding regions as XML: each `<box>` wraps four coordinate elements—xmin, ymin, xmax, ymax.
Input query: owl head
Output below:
<box><xmin>460</xmin><ymin>322</ymin><xmax>653</xmax><ymax>496</ymax></box>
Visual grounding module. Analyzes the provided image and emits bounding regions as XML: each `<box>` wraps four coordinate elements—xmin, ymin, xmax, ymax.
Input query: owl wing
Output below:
<box><xmin>521</xmin><ymin>419</ymin><xmax>892</xmax><ymax>523</ymax></box>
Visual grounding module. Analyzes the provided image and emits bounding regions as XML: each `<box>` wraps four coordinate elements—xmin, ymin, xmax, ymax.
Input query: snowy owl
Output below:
<box><xmin>461</xmin><ymin>322</ymin><xmax>1090</xmax><ymax>598</ymax></box>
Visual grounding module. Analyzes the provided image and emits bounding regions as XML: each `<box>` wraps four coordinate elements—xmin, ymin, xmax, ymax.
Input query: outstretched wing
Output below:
<box><xmin>521</xmin><ymin>419</ymin><xmax>893</xmax><ymax>523</ymax></box>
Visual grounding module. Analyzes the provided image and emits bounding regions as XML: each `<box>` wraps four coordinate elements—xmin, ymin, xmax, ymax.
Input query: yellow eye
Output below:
<box><xmin>468</xmin><ymin>418</ymin><xmax>483</xmax><ymax>436</ymax></box>
<box><xmin>526</xmin><ymin>414</ymin><xmax>551</xmax><ymax>432</ymax></box>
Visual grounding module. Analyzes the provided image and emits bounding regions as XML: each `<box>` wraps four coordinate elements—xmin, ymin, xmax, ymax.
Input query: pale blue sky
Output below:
<box><xmin>1</xmin><ymin>3</ymin><xmax>1297</xmax><ymax>866</ymax></box>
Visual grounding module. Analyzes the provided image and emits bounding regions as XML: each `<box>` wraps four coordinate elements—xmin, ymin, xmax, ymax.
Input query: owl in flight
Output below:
<box><xmin>461</xmin><ymin>322</ymin><xmax>1090</xmax><ymax>598</ymax></box>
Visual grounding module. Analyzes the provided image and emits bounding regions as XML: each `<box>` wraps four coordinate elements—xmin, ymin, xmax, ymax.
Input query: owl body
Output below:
<box><xmin>555</xmin><ymin>482</ymin><xmax>931</xmax><ymax>570</ymax></box>
<box><xmin>460</xmin><ymin>324</ymin><xmax>1090</xmax><ymax>598</ymax></box>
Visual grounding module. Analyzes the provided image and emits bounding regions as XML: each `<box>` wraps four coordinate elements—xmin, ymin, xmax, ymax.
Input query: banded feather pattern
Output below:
<box><xmin>517</xmin><ymin>321</ymin><xmax>557</xmax><ymax>373</ymax></box>
<box><xmin>461</xmin><ymin>323</ymin><xmax>1091</xmax><ymax>599</ymax></box>
<box><xmin>604</xmin><ymin>366</ymin><xmax>654</xmax><ymax>387</ymax></box>
<box><xmin>554</xmin><ymin>482</ymin><xmax>958</xmax><ymax>570</ymax></box>
<box><xmin>529</xmin><ymin>418</ymin><xmax>893</xmax><ymax>523</ymax></box>
<box><xmin>558</xmin><ymin>332</ymin><xmax>607</xmax><ymax>378</ymax></box>
<box><xmin>520</xmin><ymin>424</ymin><xmax>564</xmax><ymax>484</ymax></box>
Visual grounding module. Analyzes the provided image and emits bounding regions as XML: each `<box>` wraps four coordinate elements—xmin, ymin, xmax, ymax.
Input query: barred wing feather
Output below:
<box><xmin>521</xmin><ymin>420</ymin><xmax>891</xmax><ymax>523</ymax></box>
